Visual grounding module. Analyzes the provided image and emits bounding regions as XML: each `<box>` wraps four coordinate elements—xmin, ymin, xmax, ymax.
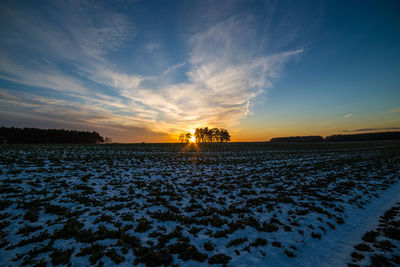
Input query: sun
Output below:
<box><xmin>187</xmin><ymin>129</ymin><xmax>196</xmax><ymax>143</ymax></box>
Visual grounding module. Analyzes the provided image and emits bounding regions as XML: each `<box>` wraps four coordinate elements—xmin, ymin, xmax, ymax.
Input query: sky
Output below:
<box><xmin>0</xmin><ymin>0</ymin><xmax>399</xmax><ymax>142</ymax></box>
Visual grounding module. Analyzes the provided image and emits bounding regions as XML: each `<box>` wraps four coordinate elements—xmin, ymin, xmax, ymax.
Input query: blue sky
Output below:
<box><xmin>0</xmin><ymin>0</ymin><xmax>399</xmax><ymax>142</ymax></box>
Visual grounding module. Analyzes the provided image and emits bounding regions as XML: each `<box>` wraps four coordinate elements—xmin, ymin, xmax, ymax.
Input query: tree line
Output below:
<box><xmin>269</xmin><ymin>131</ymin><xmax>400</xmax><ymax>143</ymax></box>
<box><xmin>179</xmin><ymin>127</ymin><xmax>231</xmax><ymax>143</ymax></box>
<box><xmin>325</xmin><ymin>131</ymin><xmax>400</xmax><ymax>142</ymax></box>
<box><xmin>269</xmin><ymin>136</ymin><xmax>324</xmax><ymax>143</ymax></box>
<box><xmin>0</xmin><ymin>127</ymin><xmax>105</xmax><ymax>144</ymax></box>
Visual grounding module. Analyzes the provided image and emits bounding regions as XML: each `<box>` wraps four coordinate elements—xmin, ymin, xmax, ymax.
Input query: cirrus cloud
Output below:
<box><xmin>0</xmin><ymin>1</ymin><xmax>304</xmax><ymax>142</ymax></box>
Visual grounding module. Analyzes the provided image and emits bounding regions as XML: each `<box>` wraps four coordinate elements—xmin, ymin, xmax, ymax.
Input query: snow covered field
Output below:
<box><xmin>0</xmin><ymin>142</ymin><xmax>399</xmax><ymax>266</ymax></box>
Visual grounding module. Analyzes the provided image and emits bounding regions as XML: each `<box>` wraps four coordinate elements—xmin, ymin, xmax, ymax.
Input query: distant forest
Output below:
<box><xmin>179</xmin><ymin>127</ymin><xmax>231</xmax><ymax>143</ymax></box>
<box><xmin>269</xmin><ymin>131</ymin><xmax>400</xmax><ymax>143</ymax></box>
<box><xmin>0</xmin><ymin>127</ymin><xmax>104</xmax><ymax>144</ymax></box>
<box><xmin>270</xmin><ymin>136</ymin><xmax>324</xmax><ymax>143</ymax></box>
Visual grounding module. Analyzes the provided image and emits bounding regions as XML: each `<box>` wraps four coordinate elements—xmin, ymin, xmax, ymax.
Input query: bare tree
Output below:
<box><xmin>185</xmin><ymin>132</ymin><xmax>191</xmax><ymax>143</ymax></box>
<box><xmin>211</xmin><ymin>128</ymin><xmax>220</xmax><ymax>142</ymax></box>
<box><xmin>179</xmin><ymin>133</ymin><xmax>185</xmax><ymax>143</ymax></box>
<box><xmin>195</xmin><ymin>128</ymin><xmax>200</xmax><ymax>143</ymax></box>
<box><xmin>204</xmin><ymin>127</ymin><xmax>210</xmax><ymax>143</ymax></box>
<box><xmin>220</xmin><ymin>129</ymin><xmax>231</xmax><ymax>142</ymax></box>
<box><xmin>200</xmin><ymin>128</ymin><xmax>205</xmax><ymax>143</ymax></box>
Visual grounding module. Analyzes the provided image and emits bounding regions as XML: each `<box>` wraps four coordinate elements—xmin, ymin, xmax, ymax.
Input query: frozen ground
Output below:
<box><xmin>347</xmin><ymin>199</ymin><xmax>400</xmax><ymax>267</ymax></box>
<box><xmin>0</xmin><ymin>142</ymin><xmax>399</xmax><ymax>266</ymax></box>
<box><xmin>288</xmin><ymin>181</ymin><xmax>400</xmax><ymax>267</ymax></box>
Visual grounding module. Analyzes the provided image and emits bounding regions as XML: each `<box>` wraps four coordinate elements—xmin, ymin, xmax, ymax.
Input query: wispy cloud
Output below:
<box><xmin>243</xmin><ymin>99</ymin><xmax>250</xmax><ymax>120</ymax></box>
<box><xmin>160</xmin><ymin>15</ymin><xmax>303</xmax><ymax>128</ymax></box>
<box><xmin>343</xmin><ymin>113</ymin><xmax>352</xmax><ymax>119</ymax></box>
<box><xmin>386</xmin><ymin>108</ymin><xmax>400</xmax><ymax>113</ymax></box>
<box><xmin>0</xmin><ymin>89</ymin><xmax>166</xmax><ymax>142</ymax></box>
<box><xmin>323</xmin><ymin>113</ymin><xmax>354</xmax><ymax>125</ymax></box>
<box><xmin>0</xmin><ymin>0</ymin><xmax>134</xmax><ymax>96</ymax></box>
<box><xmin>145</xmin><ymin>42</ymin><xmax>160</xmax><ymax>53</ymax></box>
<box><xmin>161</xmin><ymin>63</ymin><xmax>186</xmax><ymax>77</ymax></box>
<box><xmin>0</xmin><ymin>1</ymin><xmax>304</xmax><ymax>141</ymax></box>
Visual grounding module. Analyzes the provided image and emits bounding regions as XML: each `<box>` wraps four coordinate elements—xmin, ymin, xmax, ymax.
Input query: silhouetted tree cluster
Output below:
<box><xmin>104</xmin><ymin>137</ymin><xmax>113</xmax><ymax>143</ymax></box>
<box><xmin>194</xmin><ymin>127</ymin><xmax>230</xmax><ymax>143</ymax></box>
<box><xmin>178</xmin><ymin>132</ymin><xmax>192</xmax><ymax>143</ymax></box>
<box><xmin>0</xmin><ymin>127</ymin><xmax>105</xmax><ymax>144</ymax></box>
<box><xmin>325</xmin><ymin>131</ymin><xmax>400</xmax><ymax>142</ymax></box>
<box><xmin>269</xmin><ymin>131</ymin><xmax>400</xmax><ymax>143</ymax></box>
<box><xmin>178</xmin><ymin>127</ymin><xmax>231</xmax><ymax>143</ymax></box>
<box><xmin>269</xmin><ymin>136</ymin><xmax>324</xmax><ymax>143</ymax></box>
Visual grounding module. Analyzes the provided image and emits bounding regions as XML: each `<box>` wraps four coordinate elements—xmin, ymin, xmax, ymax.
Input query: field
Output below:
<box><xmin>1</xmin><ymin>142</ymin><xmax>399</xmax><ymax>266</ymax></box>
